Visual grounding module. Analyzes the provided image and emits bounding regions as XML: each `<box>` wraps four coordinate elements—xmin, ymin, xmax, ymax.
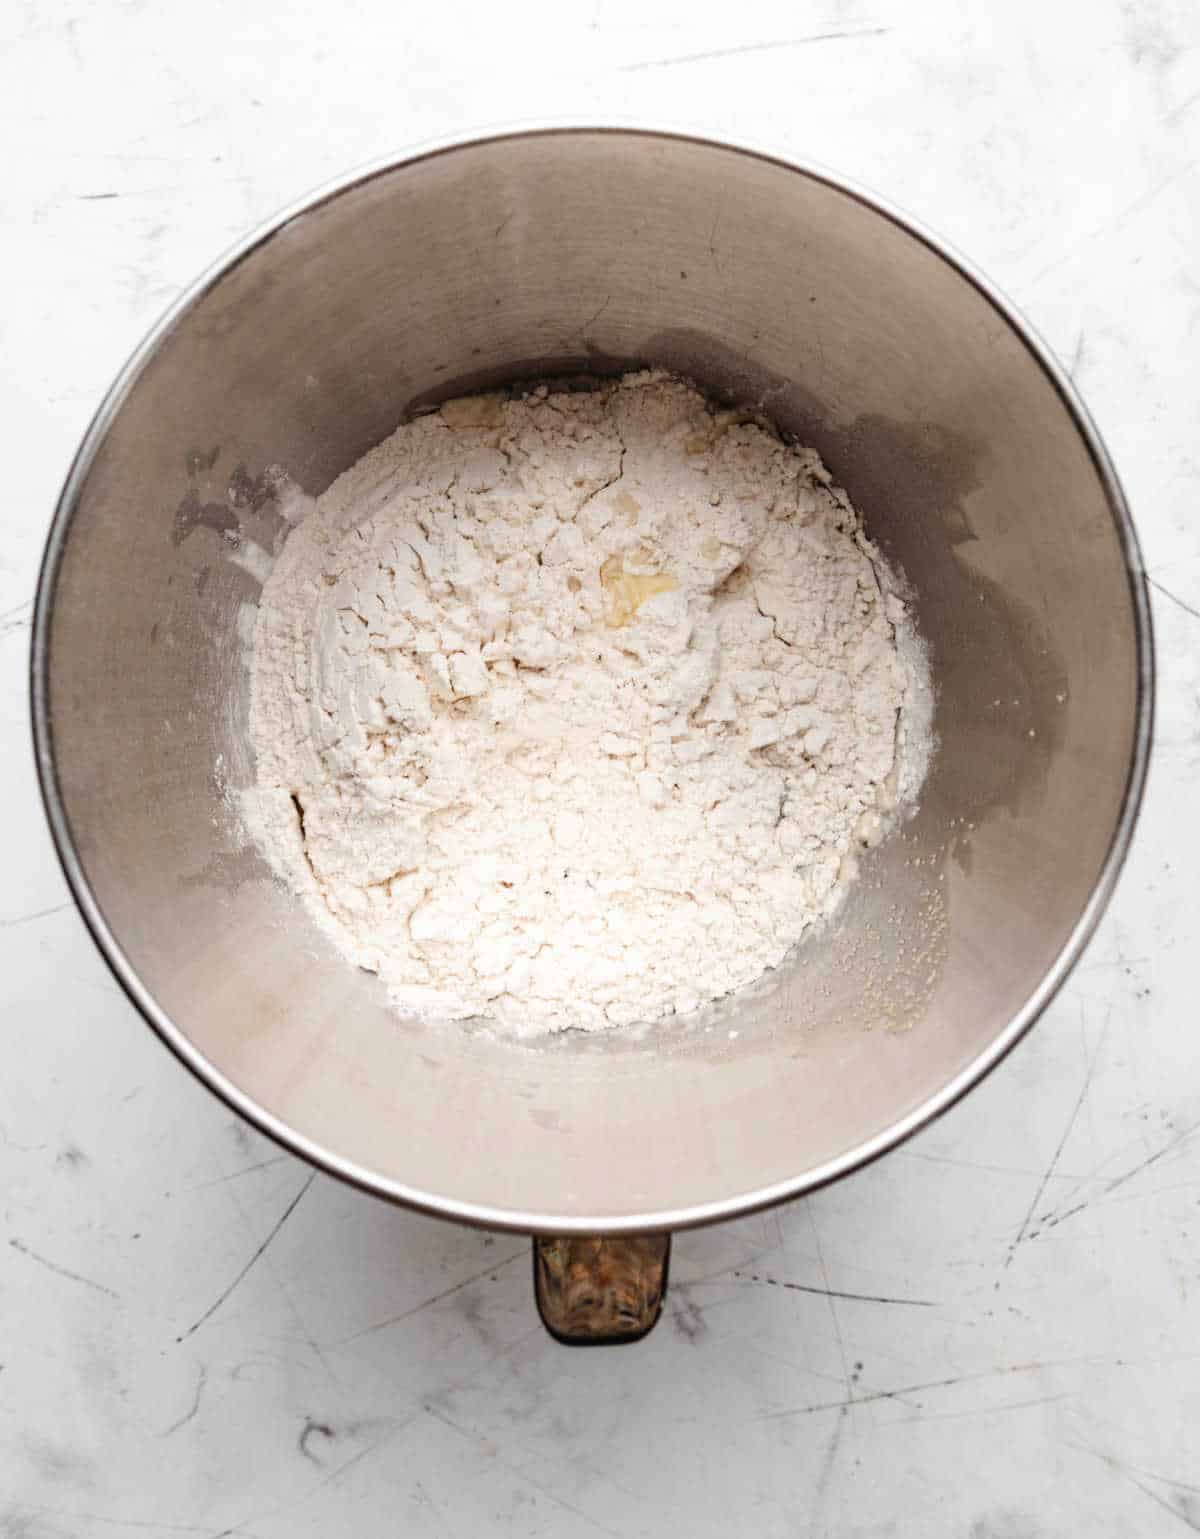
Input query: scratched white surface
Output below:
<box><xmin>2</xmin><ymin>1</ymin><xmax>1198</xmax><ymax>1533</ymax></box>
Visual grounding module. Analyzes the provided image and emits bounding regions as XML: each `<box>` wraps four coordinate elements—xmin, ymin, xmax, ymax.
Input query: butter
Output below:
<box><xmin>600</xmin><ymin>555</ymin><xmax>678</xmax><ymax>627</ymax></box>
<box><xmin>439</xmin><ymin>393</ymin><xmax>506</xmax><ymax>431</ymax></box>
<box><xmin>612</xmin><ymin>490</ymin><xmax>641</xmax><ymax>526</ymax></box>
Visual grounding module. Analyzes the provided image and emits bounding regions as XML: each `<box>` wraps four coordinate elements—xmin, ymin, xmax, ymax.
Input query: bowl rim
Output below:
<box><xmin>30</xmin><ymin>122</ymin><xmax>1155</xmax><ymax>1235</ymax></box>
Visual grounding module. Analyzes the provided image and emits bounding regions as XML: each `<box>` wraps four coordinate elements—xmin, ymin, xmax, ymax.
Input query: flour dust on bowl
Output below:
<box><xmin>33</xmin><ymin>128</ymin><xmax>1152</xmax><ymax>1339</ymax></box>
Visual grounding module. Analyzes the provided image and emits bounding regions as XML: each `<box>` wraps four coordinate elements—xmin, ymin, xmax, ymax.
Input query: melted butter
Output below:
<box><xmin>613</xmin><ymin>490</ymin><xmax>641</xmax><ymax>525</ymax></box>
<box><xmin>439</xmin><ymin>393</ymin><xmax>505</xmax><ymax>430</ymax></box>
<box><xmin>600</xmin><ymin>555</ymin><xmax>678</xmax><ymax>627</ymax></box>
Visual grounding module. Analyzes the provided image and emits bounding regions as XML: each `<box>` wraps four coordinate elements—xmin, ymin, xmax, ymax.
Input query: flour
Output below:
<box><xmin>244</xmin><ymin>372</ymin><xmax>932</xmax><ymax>1036</ymax></box>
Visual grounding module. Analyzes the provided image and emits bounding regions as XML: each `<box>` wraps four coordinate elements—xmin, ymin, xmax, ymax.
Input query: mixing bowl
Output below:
<box><xmin>32</xmin><ymin>127</ymin><xmax>1152</xmax><ymax>1340</ymax></box>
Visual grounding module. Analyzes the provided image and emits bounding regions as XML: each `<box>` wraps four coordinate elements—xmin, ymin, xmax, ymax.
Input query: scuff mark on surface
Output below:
<box><xmin>670</xmin><ymin>1284</ymin><xmax>708</xmax><ymax>1342</ymax></box>
<box><xmin>160</xmin><ymin>1365</ymin><xmax>207</xmax><ymax>1438</ymax></box>
<box><xmin>1036</xmin><ymin>1116</ymin><xmax>1200</xmax><ymax>1236</ymax></box>
<box><xmin>298</xmin><ymin>1417</ymin><xmax>335</xmax><ymax>1465</ymax></box>
<box><xmin>175</xmin><ymin>1171</ymin><xmax>315</xmax><ymax>1342</ymax></box>
<box><xmin>618</xmin><ymin>28</ymin><xmax>890</xmax><ymax>72</ymax></box>
<box><xmin>0</xmin><ymin>903</ymin><xmax>73</xmax><ymax>930</ymax></box>
<box><xmin>0</xmin><ymin>598</ymin><xmax>32</xmax><ymax>639</ymax></box>
<box><xmin>184</xmin><ymin>1154</ymin><xmax>292</xmax><ymax>1191</ymax></box>
<box><xmin>9</xmin><ymin>1238</ymin><xmax>117</xmax><ymax>1299</ymax></box>
<box><xmin>1005</xmin><ymin>1006</ymin><xmax>1110</xmax><ymax>1262</ymax></box>
<box><xmin>1149</xmin><ymin>575</ymin><xmax>1200</xmax><ymax>624</ymax></box>
<box><xmin>732</xmin><ymin>1270</ymin><xmax>937</xmax><ymax>1306</ymax></box>
<box><xmin>330</xmin><ymin>1248</ymin><xmax>526</xmax><ymax>1346</ymax></box>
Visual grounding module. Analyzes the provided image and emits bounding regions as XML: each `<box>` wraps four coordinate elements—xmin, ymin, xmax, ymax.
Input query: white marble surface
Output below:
<box><xmin>2</xmin><ymin>1</ymin><xmax>1198</xmax><ymax>1533</ymax></box>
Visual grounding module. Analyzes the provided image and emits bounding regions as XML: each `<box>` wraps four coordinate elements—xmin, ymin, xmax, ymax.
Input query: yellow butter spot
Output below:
<box><xmin>600</xmin><ymin>555</ymin><xmax>678</xmax><ymax>627</ymax></box>
<box><xmin>701</xmin><ymin>535</ymin><xmax>722</xmax><ymax>561</ymax></box>
<box><xmin>440</xmin><ymin>394</ymin><xmax>505</xmax><ymax>430</ymax></box>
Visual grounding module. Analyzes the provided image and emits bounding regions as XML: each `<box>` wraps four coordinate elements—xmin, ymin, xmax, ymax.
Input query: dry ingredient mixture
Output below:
<box><xmin>245</xmin><ymin>372</ymin><xmax>931</xmax><ymax>1035</ymax></box>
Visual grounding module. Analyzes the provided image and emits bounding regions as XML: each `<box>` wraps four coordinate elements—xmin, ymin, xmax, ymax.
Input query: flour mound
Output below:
<box><xmin>246</xmin><ymin>372</ymin><xmax>929</xmax><ymax>1035</ymax></box>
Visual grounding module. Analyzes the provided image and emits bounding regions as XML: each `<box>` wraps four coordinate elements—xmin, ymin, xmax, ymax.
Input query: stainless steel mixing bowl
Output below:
<box><xmin>32</xmin><ymin>130</ymin><xmax>1152</xmax><ymax>1288</ymax></box>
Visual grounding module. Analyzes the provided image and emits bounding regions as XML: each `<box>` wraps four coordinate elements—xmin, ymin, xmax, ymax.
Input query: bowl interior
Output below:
<box><xmin>37</xmin><ymin>130</ymin><xmax>1146</xmax><ymax>1229</ymax></box>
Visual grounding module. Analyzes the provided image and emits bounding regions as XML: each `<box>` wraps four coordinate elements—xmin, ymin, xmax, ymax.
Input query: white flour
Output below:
<box><xmin>245</xmin><ymin>372</ymin><xmax>931</xmax><ymax>1035</ymax></box>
